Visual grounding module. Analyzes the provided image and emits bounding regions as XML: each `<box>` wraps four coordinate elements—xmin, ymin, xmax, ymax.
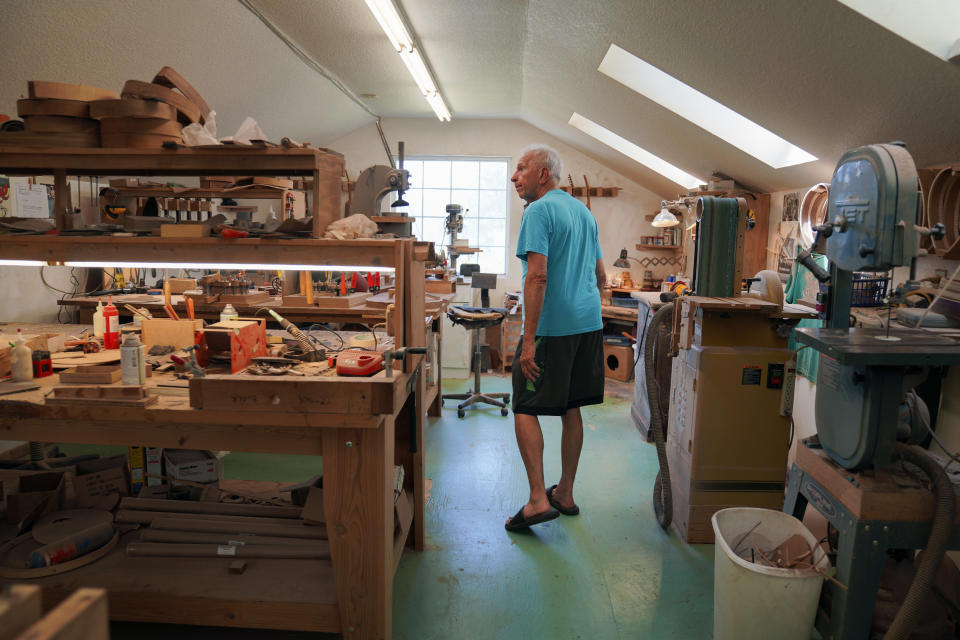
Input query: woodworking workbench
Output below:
<box><xmin>0</xmin><ymin>223</ymin><xmax>434</xmax><ymax>637</ymax></box>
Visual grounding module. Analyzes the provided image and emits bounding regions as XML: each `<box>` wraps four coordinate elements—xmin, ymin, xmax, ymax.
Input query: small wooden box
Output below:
<box><xmin>603</xmin><ymin>343</ymin><xmax>634</xmax><ymax>382</ymax></box>
<box><xmin>161</xmin><ymin>223</ymin><xmax>210</xmax><ymax>238</ymax></box>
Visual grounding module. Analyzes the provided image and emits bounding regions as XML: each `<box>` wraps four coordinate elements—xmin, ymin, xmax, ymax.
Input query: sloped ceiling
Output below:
<box><xmin>3</xmin><ymin>0</ymin><xmax>959</xmax><ymax>199</ymax></box>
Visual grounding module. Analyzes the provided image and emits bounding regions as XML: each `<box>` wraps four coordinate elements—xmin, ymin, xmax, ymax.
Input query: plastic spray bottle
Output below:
<box><xmin>103</xmin><ymin>297</ymin><xmax>120</xmax><ymax>349</ymax></box>
<box><xmin>10</xmin><ymin>329</ymin><xmax>34</xmax><ymax>382</ymax></box>
<box><xmin>93</xmin><ymin>298</ymin><xmax>105</xmax><ymax>339</ymax></box>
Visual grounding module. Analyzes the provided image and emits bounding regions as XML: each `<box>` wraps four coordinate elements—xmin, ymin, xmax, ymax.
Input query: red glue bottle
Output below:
<box><xmin>103</xmin><ymin>296</ymin><xmax>120</xmax><ymax>349</ymax></box>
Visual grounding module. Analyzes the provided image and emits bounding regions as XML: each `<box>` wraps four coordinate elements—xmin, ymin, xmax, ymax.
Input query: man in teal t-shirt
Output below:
<box><xmin>505</xmin><ymin>144</ymin><xmax>606</xmax><ymax>532</ymax></box>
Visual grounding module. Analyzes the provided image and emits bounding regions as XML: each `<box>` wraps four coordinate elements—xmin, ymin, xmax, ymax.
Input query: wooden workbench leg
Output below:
<box><xmin>322</xmin><ymin>420</ymin><xmax>394</xmax><ymax>640</ymax></box>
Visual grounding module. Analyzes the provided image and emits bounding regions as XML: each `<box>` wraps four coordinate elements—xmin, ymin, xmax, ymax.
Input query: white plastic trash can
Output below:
<box><xmin>712</xmin><ymin>507</ymin><xmax>830</xmax><ymax>640</ymax></box>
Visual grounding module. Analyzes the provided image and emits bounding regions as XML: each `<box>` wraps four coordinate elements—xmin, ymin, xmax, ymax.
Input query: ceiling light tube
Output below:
<box><xmin>426</xmin><ymin>92</ymin><xmax>451</xmax><ymax>122</ymax></box>
<box><xmin>569</xmin><ymin>112</ymin><xmax>704</xmax><ymax>190</ymax></box>
<box><xmin>399</xmin><ymin>48</ymin><xmax>437</xmax><ymax>96</ymax></box>
<box><xmin>364</xmin><ymin>0</ymin><xmax>413</xmax><ymax>52</ymax></box>
<box><xmin>0</xmin><ymin>259</ymin><xmax>46</xmax><ymax>267</ymax></box>
<box><xmin>598</xmin><ymin>44</ymin><xmax>816</xmax><ymax>169</ymax></box>
<box><xmin>54</xmin><ymin>261</ymin><xmax>395</xmax><ymax>272</ymax></box>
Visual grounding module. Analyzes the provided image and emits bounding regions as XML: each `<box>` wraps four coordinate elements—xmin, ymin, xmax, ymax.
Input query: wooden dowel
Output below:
<box><xmin>150</xmin><ymin>517</ymin><xmax>326</xmax><ymax>539</ymax></box>
<box><xmin>126</xmin><ymin>542</ymin><xmax>330</xmax><ymax>560</ymax></box>
<box><xmin>119</xmin><ymin>497</ymin><xmax>301</xmax><ymax>519</ymax></box>
<box><xmin>140</xmin><ymin>529</ymin><xmax>329</xmax><ymax>547</ymax></box>
<box><xmin>115</xmin><ymin>509</ymin><xmax>304</xmax><ymax>527</ymax></box>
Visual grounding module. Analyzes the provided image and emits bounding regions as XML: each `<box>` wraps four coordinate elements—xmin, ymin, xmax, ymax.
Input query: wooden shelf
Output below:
<box><xmin>113</xmin><ymin>186</ymin><xmax>294</xmax><ymax>200</ymax></box>
<box><xmin>373</xmin><ymin>216</ymin><xmax>415</xmax><ymax>224</ymax></box>
<box><xmin>635</xmin><ymin>244</ymin><xmax>682</xmax><ymax>251</ymax></box>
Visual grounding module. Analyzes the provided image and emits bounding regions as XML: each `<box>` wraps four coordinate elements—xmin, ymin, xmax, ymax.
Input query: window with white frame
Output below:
<box><xmin>391</xmin><ymin>157</ymin><xmax>510</xmax><ymax>275</ymax></box>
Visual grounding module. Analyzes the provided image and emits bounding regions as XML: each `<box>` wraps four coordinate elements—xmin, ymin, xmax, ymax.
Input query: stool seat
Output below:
<box><xmin>442</xmin><ymin>306</ymin><xmax>510</xmax><ymax>418</ymax></box>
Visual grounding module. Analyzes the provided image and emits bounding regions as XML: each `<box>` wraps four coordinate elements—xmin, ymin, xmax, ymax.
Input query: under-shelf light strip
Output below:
<box><xmin>365</xmin><ymin>0</ymin><xmax>451</xmax><ymax>122</ymax></box>
<box><xmin>0</xmin><ymin>259</ymin><xmax>395</xmax><ymax>272</ymax></box>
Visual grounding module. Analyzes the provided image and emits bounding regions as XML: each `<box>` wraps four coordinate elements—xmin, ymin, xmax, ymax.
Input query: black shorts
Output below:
<box><xmin>512</xmin><ymin>329</ymin><xmax>604</xmax><ymax>416</ymax></box>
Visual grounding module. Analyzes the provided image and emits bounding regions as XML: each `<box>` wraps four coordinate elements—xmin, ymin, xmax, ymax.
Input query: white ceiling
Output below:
<box><xmin>3</xmin><ymin>0</ymin><xmax>959</xmax><ymax>199</ymax></box>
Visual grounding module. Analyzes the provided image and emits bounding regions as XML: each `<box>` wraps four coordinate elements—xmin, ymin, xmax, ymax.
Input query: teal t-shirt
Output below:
<box><xmin>516</xmin><ymin>189</ymin><xmax>603</xmax><ymax>336</ymax></box>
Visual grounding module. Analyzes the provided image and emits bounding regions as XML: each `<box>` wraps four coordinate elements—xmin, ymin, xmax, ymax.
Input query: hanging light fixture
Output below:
<box><xmin>651</xmin><ymin>202</ymin><xmax>680</xmax><ymax>228</ymax></box>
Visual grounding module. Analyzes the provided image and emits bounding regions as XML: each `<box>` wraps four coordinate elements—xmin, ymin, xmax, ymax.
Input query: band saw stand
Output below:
<box><xmin>783</xmin><ymin>143</ymin><xmax>960</xmax><ymax>639</ymax></box>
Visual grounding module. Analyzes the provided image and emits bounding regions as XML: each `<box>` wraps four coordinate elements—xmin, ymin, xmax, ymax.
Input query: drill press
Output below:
<box><xmin>785</xmin><ymin>142</ymin><xmax>960</xmax><ymax>639</ymax></box>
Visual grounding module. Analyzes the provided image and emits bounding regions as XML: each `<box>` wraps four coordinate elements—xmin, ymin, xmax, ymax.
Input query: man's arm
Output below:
<box><xmin>519</xmin><ymin>251</ymin><xmax>548</xmax><ymax>381</ymax></box>
<box><xmin>595</xmin><ymin>259</ymin><xmax>606</xmax><ymax>296</ymax></box>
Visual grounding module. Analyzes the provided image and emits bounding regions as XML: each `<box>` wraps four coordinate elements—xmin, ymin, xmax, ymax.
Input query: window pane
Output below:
<box><xmin>422</xmin><ymin>217</ymin><xmax>446</xmax><ymax>245</ymax></box>
<box><xmin>421</xmin><ymin>161</ymin><xmax>450</xmax><ymax>189</ymax></box>
<box><xmin>451</xmin><ymin>161</ymin><xmax>479</xmax><ymax>189</ymax></box>
<box><xmin>478</xmin><ymin>246</ymin><xmax>506</xmax><ymax>274</ymax></box>
<box><xmin>412</xmin><ymin>217</ymin><xmax>424</xmax><ymax>240</ymax></box>
<box><xmin>478</xmin><ymin>189</ymin><xmax>507</xmax><ymax>218</ymax></box>
<box><xmin>400</xmin><ymin>160</ymin><xmax>423</xmax><ymax>189</ymax></box>
<box><xmin>459</xmin><ymin>217</ymin><xmax>479</xmax><ymax>246</ymax></box>
<box><xmin>478</xmin><ymin>218</ymin><xmax>505</xmax><ymax>246</ymax></box>
<box><xmin>480</xmin><ymin>161</ymin><xmax>508</xmax><ymax>189</ymax></box>
<box><xmin>451</xmin><ymin>189</ymin><xmax>479</xmax><ymax>219</ymax></box>
<box><xmin>422</xmin><ymin>189</ymin><xmax>451</xmax><ymax>218</ymax></box>
<box><xmin>392</xmin><ymin>187</ymin><xmax>421</xmax><ymax>217</ymax></box>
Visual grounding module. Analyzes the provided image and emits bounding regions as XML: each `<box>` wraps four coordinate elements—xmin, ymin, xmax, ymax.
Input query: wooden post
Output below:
<box><xmin>311</xmin><ymin>152</ymin><xmax>345</xmax><ymax>239</ymax></box>
<box><xmin>54</xmin><ymin>169</ymin><xmax>71</xmax><ymax>230</ymax></box>
<box><xmin>322</xmin><ymin>419</ymin><xmax>394</xmax><ymax>640</ymax></box>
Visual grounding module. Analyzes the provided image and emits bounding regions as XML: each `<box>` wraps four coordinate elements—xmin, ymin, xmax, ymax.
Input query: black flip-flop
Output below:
<box><xmin>547</xmin><ymin>484</ymin><xmax>580</xmax><ymax>516</ymax></box>
<box><xmin>505</xmin><ymin>505</ymin><xmax>559</xmax><ymax>531</ymax></box>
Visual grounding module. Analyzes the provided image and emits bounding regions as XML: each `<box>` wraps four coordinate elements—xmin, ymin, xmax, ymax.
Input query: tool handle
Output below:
<box><xmin>185</xmin><ymin>298</ymin><xmax>195</xmax><ymax>321</ymax></box>
<box><xmin>164</xmin><ymin>303</ymin><xmax>180</xmax><ymax>321</ymax></box>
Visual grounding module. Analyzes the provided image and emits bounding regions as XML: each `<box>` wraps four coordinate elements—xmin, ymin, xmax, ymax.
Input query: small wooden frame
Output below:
<box><xmin>47</xmin><ymin>385</ymin><xmax>157</xmax><ymax>408</ymax></box>
<box><xmin>58</xmin><ymin>365</ymin><xmax>122</xmax><ymax>384</ymax></box>
<box><xmin>0</xmin><ymin>583</ymin><xmax>43</xmax><ymax>638</ymax></box>
<box><xmin>17</xmin><ymin>588</ymin><xmax>109</xmax><ymax>640</ymax></box>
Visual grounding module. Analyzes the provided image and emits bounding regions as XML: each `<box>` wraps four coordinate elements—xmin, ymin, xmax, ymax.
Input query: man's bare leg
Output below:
<box><xmin>509</xmin><ymin>413</ymin><xmax>552</xmax><ymax>522</ymax></box>
<box><xmin>551</xmin><ymin>407</ymin><xmax>583</xmax><ymax>510</ymax></box>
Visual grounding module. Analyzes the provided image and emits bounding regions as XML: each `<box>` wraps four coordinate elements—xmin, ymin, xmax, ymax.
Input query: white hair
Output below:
<box><xmin>520</xmin><ymin>144</ymin><xmax>563</xmax><ymax>183</ymax></box>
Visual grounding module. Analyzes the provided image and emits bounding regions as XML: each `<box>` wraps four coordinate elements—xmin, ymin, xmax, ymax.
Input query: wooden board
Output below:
<box><xmin>88</xmin><ymin>98</ymin><xmax>178</xmax><ymax>121</ymax></box>
<box><xmin>17</xmin><ymin>588</ymin><xmax>109</xmax><ymax>640</ymax></box>
<box><xmin>140</xmin><ymin>318</ymin><xmax>199</xmax><ymax>350</ymax></box>
<box><xmin>160</xmin><ymin>223</ymin><xmax>210</xmax><ymax>238</ymax></box>
<box><xmin>50</xmin><ymin>351</ymin><xmax>121</xmax><ymax>369</ymax></box>
<box><xmin>99</xmin><ymin>117</ymin><xmax>182</xmax><ymax>137</ymax></box>
<box><xmin>0</xmin><ymin>131</ymin><xmax>100</xmax><ymax>148</ymax></box>
<box><xmin>120</xmin><ymin>80</ymin><xmax>202</xmax><ymax>125</ymax></box>
<box><xmin>0</xmin><ymin>381</ymin><xmax>41</xmax><ymax>396</ymax></box>
<box><xmin>100</xmin><ymin>132</ymin><xmax>181</xmax><ymax>149</ymax></box>
<box><xmin>218</xmin><ymin>291</ymin><xmax>270</xmax><ymax>304</ymax></box>
<box><xmin>17</xmin><ymin>99</ymin><xmax>90</xmax><ymax>118</ymax></box>
<box><xmin>28</xmin><ymin>81</ymin><xmax>118</xmax><ymax>102</ymax></box>
<box><xmin>152</xmin><ymin>66</ymin><xmax>211</xmax><ymax>120</ymax></box>
<box><xmin>0</xmin><ymin>583</ymin><xmax>43</xmax><ymax>638</ymax></box>
<box><xmin>23</xmin><ymin>116</ymin><xmax>99</xmax><ymax>134</ymax></box>
<box><xmin>281</xmin><ymin>292</ymin><xmax>372</xmax><ymax>309</ymax></box>
<box><xmin>58</xmin><ymin>365</ymin><xmax>122</xmax><ymax>384</ymax></box>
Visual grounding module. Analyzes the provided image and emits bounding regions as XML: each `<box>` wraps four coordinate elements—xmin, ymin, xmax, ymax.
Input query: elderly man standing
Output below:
<box><xmin>505</xmin><ymin>144</ymin><xmax>606</xmax><ymax>532</ymax></box>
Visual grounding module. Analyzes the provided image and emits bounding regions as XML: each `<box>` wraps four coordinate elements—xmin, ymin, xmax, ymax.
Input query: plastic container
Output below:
<box><xmin>10</xmin><ymin>329</ymin><xmax>34</xmax><ymax>382</ymax></box>
<box><xmin>121</xmin><ymin>333</ymin><xmax>146</xmax><ymax>385</ymax></box>
<box><xmin>711</xmin><ymin>507</ymin><xmax>829</xmax><ymax>640</ymax></box>
<box><xmin>93</xmin><ymin>298</ymin><xmax>105</xmax><ymax>339</ymax></box>
<box><xmin>103</xmin><ymin>297</ymin><xmax>119</xmax><ymax>349</ymax></box>
<box><xmin>220</xmin><ymin>304</ymin><xmax>239</xmax><ymax>323</ymax></box>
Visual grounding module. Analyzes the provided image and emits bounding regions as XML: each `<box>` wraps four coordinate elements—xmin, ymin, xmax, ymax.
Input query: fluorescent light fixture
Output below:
<box><xmin>569</xmin><ymin>112</ymin><xmax>704</xmax><ymax>189</ymax></box>
<box><xmin>364</xmin><ymin>0</ymin><xmax>413</xmax><ymax>52</ymax></box>
<box><xmin>0</xmin><ymin>260</ymin><xmax>395</xmax><ymax>272</ymax></box>
<box><xmin>399</xmin><ymin>49</ymin><xmax>437</xmax><ymax>95</ymax></box>
<box><xmin>0</xmin><ymin>259</ymin><xmax>46</xmax><ymax>267</ymax></box>
<box><xmin>836</xmin><ymin>0</ymin><xmax>960</xmax><ymax>61</ymax></box>
<box><xmin>598</xmin><ymin>44</ymin><xmax>816</xmax><ymax>169</ymax></box>
<box><xmin>365</xmin><ymin>0</ymin><xmax>452</xmax><ymax>121</ymax></box>
<box><xmin>426</xmin><ymin>92</ymin><xmax>451</xmax><ymax>122</ymax></box>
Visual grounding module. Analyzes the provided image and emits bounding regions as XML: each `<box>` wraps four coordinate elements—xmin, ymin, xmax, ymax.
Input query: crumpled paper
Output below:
<box><xmin>323</xmin><ymin>214</ymin><xmax>378</xmax><ymax>240</ymax></box>
<box><xmin>181</xmin><ymin>111</ymin><xmax>218</xmax><ymax>146</ymax></box>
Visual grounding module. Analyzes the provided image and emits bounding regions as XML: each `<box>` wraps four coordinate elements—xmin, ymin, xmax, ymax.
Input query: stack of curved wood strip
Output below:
<box><xmin>799</xmin><ymin>183</ymin><xmax>829</xmax><ymax>250</ymax></box>
<box><xmin>927</xmin><ymin>167</ymin><xmax>960</xmax><ymax>258</ymax></box>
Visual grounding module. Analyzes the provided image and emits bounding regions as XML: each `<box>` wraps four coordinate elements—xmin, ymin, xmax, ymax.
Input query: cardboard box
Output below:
<box><xmin>5</xmin><ymin>471</ymin><xmax>65</xmax><ymax>523</ymax></box>
<box><xmin>603</xmin><ymin>343</ymin><xmax>634</xmax><ymax>382</ymax></box>
<box><xmin>128</xmin><ymin>446</ymin><xmax>146</xmax><ymax>495</ymax></box>
<box><xmin>145</xmin><ymin>447</ymin><xmax>163</xmax><ymax>486</ymax></box>
<box><xmin>165</xmin><ymin>278</ymin><xmax>197</xmax><ymax>294</ymax></box>
<box><xmin>74</xmin><ymin>455</ymin><xmax>129</xmax><ymax>507</ymax></box>
<box><xmin>164</xmin><ymin>449</ymin><xmax>220</xmax><ymax>485</ymax></box>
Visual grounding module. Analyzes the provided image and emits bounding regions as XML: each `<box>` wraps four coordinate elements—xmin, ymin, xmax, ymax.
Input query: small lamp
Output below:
<box><xmin>613</xmin><ymin>249</ymin><xmax>632</xmax><ymax>268</ymax></box>
<box><xmin>652</xmin><ymin>203</ymin><xmax>680</xmax><ymax>228</ymax></box>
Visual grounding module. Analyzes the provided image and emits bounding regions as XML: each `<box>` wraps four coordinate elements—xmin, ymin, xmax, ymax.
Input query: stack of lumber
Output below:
<box><xmin>94</xmin><ymin>66</ymin><xmax>210</xmax><ymax>148</ymax></box>
<box><xmin>12</xmin><ymin>81</ymin><xmax>119</xmax><ymax>147</ymax></box>
<box><xmin>116</xmin><ymin>497</ymin><xmax>330</xmax><ymax>562</ymax></box>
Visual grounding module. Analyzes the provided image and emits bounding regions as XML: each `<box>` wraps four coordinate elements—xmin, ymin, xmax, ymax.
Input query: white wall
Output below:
<box><xmin>325</xmin><ymin>117</ymin><xmax>665</xmax><ymax>296</ymax></box>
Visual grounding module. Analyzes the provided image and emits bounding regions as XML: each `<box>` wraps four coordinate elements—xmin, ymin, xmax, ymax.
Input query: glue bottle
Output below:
<box><xmin>120</xmin><ymin>333</ymin><xmax>146</xmax><ymax>385</ymax></box>
<box><xmin>10</xmin><ymin>329</ymin><xmax>34</xmax><ymax>382</ymax></box>
<box><xmin>93</xmin><ymin>298</ymin><xmax>105</xmax><ymax>339</ymax></box>
<box><xmin>103</xmin><ymin>297</ymin><xmax>120</xmax><ymax>349</ymax></box>
<box><xmin>220</xmin><ymin>303</ymin><xmax>238</xmax><ymax>323</ymax></box>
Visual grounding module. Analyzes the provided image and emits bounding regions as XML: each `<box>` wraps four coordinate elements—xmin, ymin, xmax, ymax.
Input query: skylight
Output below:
<box><xmin>835</xmin><ymin>0</ymin><xmax>960</xmax><ymax>61</ymax></box>
<box><xmin>598</xmin><ymin>44</ymin><xmax>816</xmax><ymax>169</ymax></box>
<box><xmin>568</xmin><ymin>113</ymin><xmax>704</xmax><ymax>190</ymax></box>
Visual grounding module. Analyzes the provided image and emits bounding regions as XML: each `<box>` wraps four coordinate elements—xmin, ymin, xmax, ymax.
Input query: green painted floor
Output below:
<box><xmin>57</xmin><ymin>373</ymin><xmax>716</xmax><ymax>639</ymax></box>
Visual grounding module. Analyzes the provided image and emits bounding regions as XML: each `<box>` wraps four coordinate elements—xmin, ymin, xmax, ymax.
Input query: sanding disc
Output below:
<box><xmin>32</xmin><ymin>509</ymin><xmax>113</xmax><ymax>544</ymax></box>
